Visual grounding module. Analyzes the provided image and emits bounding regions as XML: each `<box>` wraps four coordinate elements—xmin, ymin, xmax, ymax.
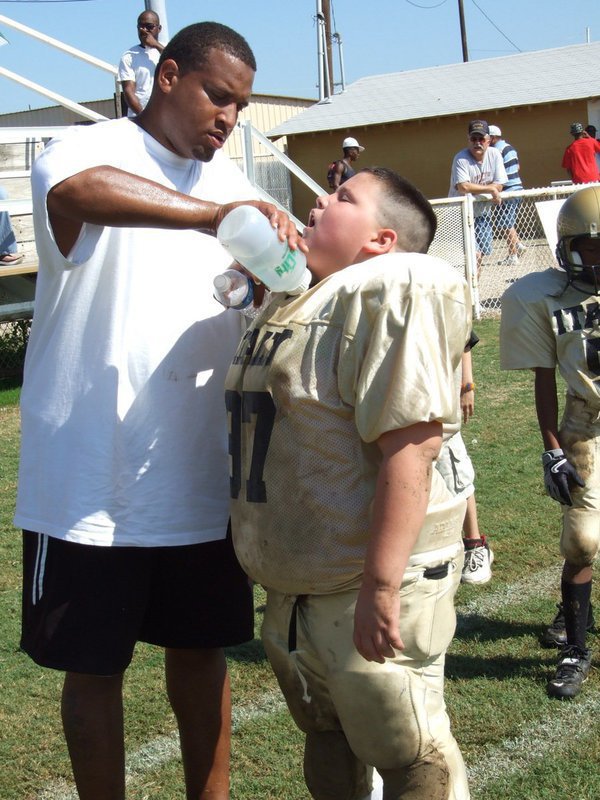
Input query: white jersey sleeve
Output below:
<box><xmin>337</xmin><ymin>255</ymin><xmax>470</xmax><ymax>442</ymax></box>
<box><xmin>500</xmin><ymin>269</ymin><xmax>562</xmax><ymax>370</ymax></box>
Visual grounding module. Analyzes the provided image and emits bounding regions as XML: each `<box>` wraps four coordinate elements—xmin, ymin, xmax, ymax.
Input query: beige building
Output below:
<box><xmin>267</xmin><ymin>41</ymin><xmax>600</xmax><ymax>221</ymax></box>
<box><xmin>0</xmin><ymin>93</ymin><xmax>314</xmax><ymax>162</ymax></box>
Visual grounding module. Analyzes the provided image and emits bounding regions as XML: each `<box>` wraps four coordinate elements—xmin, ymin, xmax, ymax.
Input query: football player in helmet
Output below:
<box><xmin>501</xmin><ymin>186</ymin><xmax>600</xmax><ymax>699</ymax></box>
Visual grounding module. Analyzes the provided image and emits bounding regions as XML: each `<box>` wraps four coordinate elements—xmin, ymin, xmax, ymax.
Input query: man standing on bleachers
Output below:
<box><xmin>118</xmin><ymin>10</ymin><xmax>165</xmax><ymax>117</ymax></box>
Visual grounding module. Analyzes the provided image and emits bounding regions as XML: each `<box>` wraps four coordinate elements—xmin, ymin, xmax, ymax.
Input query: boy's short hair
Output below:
<box><xmin>158</xmin><ymin>21</ymin><xmax>257</xmax><ymax>75</ymax></box>
<box><xmin>360</xmin><ymin>167</ymin><xmax>437</xmax><ymax>254</ymax></box>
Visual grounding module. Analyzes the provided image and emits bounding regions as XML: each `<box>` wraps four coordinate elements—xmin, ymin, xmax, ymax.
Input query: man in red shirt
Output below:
<box><xmin>562</xmin><ymin>122</ymin><xmax>600</xmax><ymax>184</ymax></box>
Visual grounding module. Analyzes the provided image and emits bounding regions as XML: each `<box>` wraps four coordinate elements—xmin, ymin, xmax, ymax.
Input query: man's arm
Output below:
<box><xmin>139</xmin><ymin>30</ymin><xmax>165</xmax><ymax>53</ymax></box>
<box><xmin>332</xmin><ymin>160</ymin><xmax>345</xmax><ymax>189</ymax></box>
<box><xmin>353</xmin><ymin>420</ymin><xmax>442</xmax><ymax>663</ymax></box>
<box><xmin>120</xmin><ymin>80</ymin><xmax>143</xmax><ymax>115</ymax></box>
<box><xmin>47</xmin><ymin>166</ymin><xmax>305</xmax><ymax>258</ymax></box>
<box><xmin>455</xmin><ymin>180</ymin><xmax>503</xmax><ymax>203</ymax></box>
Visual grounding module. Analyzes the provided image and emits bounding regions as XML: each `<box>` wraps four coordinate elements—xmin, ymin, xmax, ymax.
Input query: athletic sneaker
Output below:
<box><xmin>461</xmin><ymin>538</ymin><xmax>494</xmax><ymax>584</ymax></box>
<box><xmin>541</xmin><ymin>602</ymin><xmax>595</xmax><ymax>648</ymax></box>
<box><xmin>499</xmin><ymin>255</ymin><xmax>519</xmax><ymax>266</ymax></box>
<box><xmin>516</xmin><ymin>242</ymin><xmax>526</xmax><ymax>254</ymax></box>
<box><xmin>547</xmin><ymin>644</ymin><xmax>592</xmax><ymax>699</ymax></box>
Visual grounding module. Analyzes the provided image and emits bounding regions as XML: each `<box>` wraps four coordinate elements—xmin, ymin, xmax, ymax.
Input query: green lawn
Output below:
<box><xmin>1</xmin><ymin>317</ymin><xmax>599</xmax><ymax>799</ymax></box>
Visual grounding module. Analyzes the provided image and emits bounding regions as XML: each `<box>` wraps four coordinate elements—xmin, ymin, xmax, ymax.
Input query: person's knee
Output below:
<box><xmin>378</xmin><ymin>748</ymin><xmax>451</xmax><ymax>800</ymax></box>
<box><xmin>304</xmin><ymin>730</ymin><xmax>370</xmax><ymax>800</ymax></box>
<box><xmin>561</xmin><ymin>515</ymin><xmax>600</xmax><ymax>567</ymax></box>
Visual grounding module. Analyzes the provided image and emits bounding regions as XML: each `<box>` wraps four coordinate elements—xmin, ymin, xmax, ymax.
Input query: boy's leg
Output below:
<box><xmin>311</xmin><ymin>555</ymin><xmax>468</xmax><ymax>799</ymax></box>
<box><xmin>166</xmin><ymin>648</ymin><xmax>231</xmax><ymax>800</ymax></box>
<box><xmin>263</xmin><ymin>563</ymin><xmax>468</xmax><ymax>800</ymax></box>
<box><xmin>261</xmin><ymin>591</ymin><xmax>372</xmax><ymax>800</ymax></box>
<box><xmin>547</xmin><ymin>398</ymin><xmax>600</xmax><ymax>698</ymax></box>
<box><xmin>61</xmin><ymin>672</ymin><xmax>125</xmax><ymax>800</ymax></box>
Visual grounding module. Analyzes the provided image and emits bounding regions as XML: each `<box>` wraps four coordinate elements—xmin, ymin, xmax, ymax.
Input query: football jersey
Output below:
<box><xmin>225</xmin><ymin>253</ymin><xmax>471</xmax><ymax>594</ymax></box>
<box><xmin>501</xmin><ymin>268</ymin><xmax>600</xmax><ymax>406</ymax></box>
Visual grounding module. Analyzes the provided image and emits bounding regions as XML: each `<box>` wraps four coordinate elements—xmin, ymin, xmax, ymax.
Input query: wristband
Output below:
<box><xmin>541</xmin><ymin>448</ymin><xmax>564</xmax><ymax>466</ymax></box>
<box><xmin>461</xmin><ymin>382</ymin><xmax>475</xmax><ymax>394</ymax></box>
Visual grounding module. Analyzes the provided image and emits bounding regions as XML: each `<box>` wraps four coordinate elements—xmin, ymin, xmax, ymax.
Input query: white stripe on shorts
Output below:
<box><xmin>32</xmin><ymin>533</ymin><xmax>49</xmax><ymax>606</ymax></box>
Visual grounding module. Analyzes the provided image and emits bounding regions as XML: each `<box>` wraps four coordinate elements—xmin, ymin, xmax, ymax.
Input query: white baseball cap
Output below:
<box><xmin>488</xmin><ymin>125</ymin><xmax>502</xmax><ymax>137</ymax></box>
<box><xmin>342</xmin><ymin>136</ymin><xmax>365</xmax><ymax>152</ymax></box>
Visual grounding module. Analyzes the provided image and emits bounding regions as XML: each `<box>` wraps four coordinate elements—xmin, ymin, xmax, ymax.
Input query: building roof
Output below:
<box><xmin>268</xmin><ymin>41</ymin><xmax>600</xmax><ymax>138</ymax></box>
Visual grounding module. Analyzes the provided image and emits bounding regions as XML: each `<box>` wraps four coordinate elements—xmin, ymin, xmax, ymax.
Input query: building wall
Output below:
<box><xmin>283</xmin><ymin>99</ymin><xmax>593</xmax><ymax>222</ymax></box>
<box><xmin>0</xmin><ymin>94</ymin><xmax>314</xmax><ymax>161</ymax></box>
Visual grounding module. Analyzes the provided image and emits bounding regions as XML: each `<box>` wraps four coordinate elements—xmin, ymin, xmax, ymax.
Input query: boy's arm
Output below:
<box><xmin>461</xmin><ymin>350</ymin><xmax>475</xmax><ymax>423</ymax></box>
<box><xmin>534</xmin><ymin>367</ymin><xmax>584</xmax><ymax>505</ymax></box>
<box><xmin>353</xmin><ymin>420</ymin><xmax>442</xmax><ymax>663</ymax></box>
<box><xmin>534</xmin><ymin>367</ymin><xmax>560</xmax><ymax>450</ymax></box>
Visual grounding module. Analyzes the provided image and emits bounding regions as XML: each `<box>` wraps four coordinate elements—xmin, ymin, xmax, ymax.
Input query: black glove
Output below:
<box><xmin>541</xmin><ymin>448</ymin><xmax>585</xmax><ymax>506</ymax></box>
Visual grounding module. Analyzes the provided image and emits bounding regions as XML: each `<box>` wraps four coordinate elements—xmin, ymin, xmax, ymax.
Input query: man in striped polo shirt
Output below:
<box><xmin>489</xmin><ymin>124</ymin><xmax>525</xmax><ymax>266</ymax></box>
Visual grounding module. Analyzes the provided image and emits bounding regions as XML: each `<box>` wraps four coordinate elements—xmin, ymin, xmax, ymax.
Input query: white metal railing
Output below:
<box><xmin>0</xmin><ymin>13</ymin><xmax>116</xmax><ymax>123</ymax></box>
<box><xmin>237</xmin><ymin>121</ymin><xmax>328</xmax><ymax>230</ymax></box>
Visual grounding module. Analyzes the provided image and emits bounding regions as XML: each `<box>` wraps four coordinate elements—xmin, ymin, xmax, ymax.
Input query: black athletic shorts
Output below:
<box><xmin>20</xmin><ymin>526</ymin><xmax>254</xmax><ymax>675</ymax></box>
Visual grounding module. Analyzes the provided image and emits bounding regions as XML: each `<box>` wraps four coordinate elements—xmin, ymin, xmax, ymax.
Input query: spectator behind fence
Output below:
<box><xmin>489</xmin><ymin>124</ymin><xmax>525</xmax><ymax>267</ymax></box>
<box><xmin>585</xmin><ymin>125</ymin><xmax>600</xmax><ymax>176</ymax></box>
<box><xmin>118</xmin><ymin>10</ymin><xmax>165</xmax><ymax>117</ymax></box>
<box><xmin>448</xmin><ymin>120</ymin><xmax>507</xmax><ymax>276</ymax></box>
<box><xmin>562</xmin><ymin>122</ymin><xmax>600</xmax><ymax>184</ymax></box>
<box><xmin>0</xmin><ymin>185</ymin><xmax>24</xmax><ymax>265</ymax></box>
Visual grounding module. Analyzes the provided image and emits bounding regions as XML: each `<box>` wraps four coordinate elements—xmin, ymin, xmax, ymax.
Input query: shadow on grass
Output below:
<box><xmin>456</xmin><ymin>614</ymin><xmax>552</xmax><ymax>643</ymax></box>
<box><xmin>446</xmin><ymin>651</ymin><xmax>555</xmax><ymax>681</ymax></box>
<box><xmin>226</xmin><ymin>637</ymin><xmax>267</xmax><ymax>664</ymax></box>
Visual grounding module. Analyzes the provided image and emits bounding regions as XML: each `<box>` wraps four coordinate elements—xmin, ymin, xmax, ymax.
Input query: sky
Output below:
<box><xmin>0</xmin><ymin>0</ymin><xmax>599</xmax><ymax>114</ymax></box>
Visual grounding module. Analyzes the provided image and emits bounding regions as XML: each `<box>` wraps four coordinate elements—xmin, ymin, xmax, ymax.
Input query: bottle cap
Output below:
<box><xmin>213</xmin><ymin>274</ymin><xmax>232</xmax><ymax>292</ymax></box>
<box><xmin>286</xmin><ymin>268</ymin><xmax>312</xmax><ymax>295</ymax></box>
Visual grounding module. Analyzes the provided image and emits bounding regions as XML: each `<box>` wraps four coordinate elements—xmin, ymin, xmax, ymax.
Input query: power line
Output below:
<box><xmin>0</xmin><ymin>1</ymin><xmax>96</xmax><ymax>4</ymax></box>
<box><xmin>405</xmin><ymin>0</ymin><xmax>449</xmax><ymax>8</ymax></box>
<box><xmin>469</xmin><ymin>0</ymin><xmax>522</xmax><ymax>52</ymax></box>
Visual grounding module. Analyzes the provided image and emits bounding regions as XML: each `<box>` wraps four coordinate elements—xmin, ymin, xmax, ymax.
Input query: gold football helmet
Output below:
<box><xmin>556</xmin><ymin>186</ymin><xmax>600</xmax><ymax>294</ymax></box>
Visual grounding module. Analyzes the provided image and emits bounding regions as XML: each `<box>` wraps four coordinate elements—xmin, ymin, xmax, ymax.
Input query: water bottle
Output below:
<box><xmin>217</xmin><ymin>205</ymin><xmax>311</xmax><ymax>294</ymax></box>
<box><xmin>213</xmin><ymin>269</ymin><xmax>254</xmax><ymax>310</ymax></box>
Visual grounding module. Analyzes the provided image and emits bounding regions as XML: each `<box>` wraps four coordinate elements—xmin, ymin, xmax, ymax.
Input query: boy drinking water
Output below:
<box><xmin>226</xmin><ymin>168</ymin><xmax>471</xmax><ymax>800</ymax></box>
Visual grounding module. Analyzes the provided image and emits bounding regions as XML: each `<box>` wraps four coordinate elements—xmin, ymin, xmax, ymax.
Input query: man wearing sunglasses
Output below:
<box><xmin>448</xmin><ymin>120</ymin><xmax>507</xmax><ymax>275</ymax></box>
<box><xmin>118</xmin><ymin>10</ymin><xmax>165</xmax><ymax>117</ymax></box>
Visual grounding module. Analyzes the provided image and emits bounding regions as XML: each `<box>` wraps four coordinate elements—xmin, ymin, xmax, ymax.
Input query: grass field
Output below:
<box><xmin>1</xmin><ymin>317</ymin><xmax>599</xmax><ymax>800</ymax></box>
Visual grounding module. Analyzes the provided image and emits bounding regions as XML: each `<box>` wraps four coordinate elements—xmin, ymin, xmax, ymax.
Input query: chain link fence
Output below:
<box><xmin>431</xmin><ymin>184</ymin><xmax>589</xmax><ymax>318</ymax></box>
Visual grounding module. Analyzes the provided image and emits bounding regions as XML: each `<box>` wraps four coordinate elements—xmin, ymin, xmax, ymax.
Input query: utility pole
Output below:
<box><xmin>316</xmin><ymin>0</ymin><xmax>332</xmax><ymax>100</ymax></box>
<box><xmin>145</xmin><ymin>0</ymin><xmax>169</xmax><ymax>42</ymax></box>
<box><xmin>322</xmin><ymin>0</ymin><xmax>334</xmax><ymax>93</ymax></box>
<box><xmin>458</xmin><ymin>0</ymin><xmax>469</xmax><ymax>62</ymax></box>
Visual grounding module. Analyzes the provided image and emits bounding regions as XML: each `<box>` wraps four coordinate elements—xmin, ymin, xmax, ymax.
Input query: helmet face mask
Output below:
<box><xmin>556</xmin><ymin>188</ymin><xmax>600</xmax><ymax>295</ymax></box>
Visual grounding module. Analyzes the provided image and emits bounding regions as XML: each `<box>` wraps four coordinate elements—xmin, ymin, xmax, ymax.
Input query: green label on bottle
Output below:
<box><xmin>274</xmin><ymin>247</ymin><xmax>297</xmax><ymax>278</ymax></box>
